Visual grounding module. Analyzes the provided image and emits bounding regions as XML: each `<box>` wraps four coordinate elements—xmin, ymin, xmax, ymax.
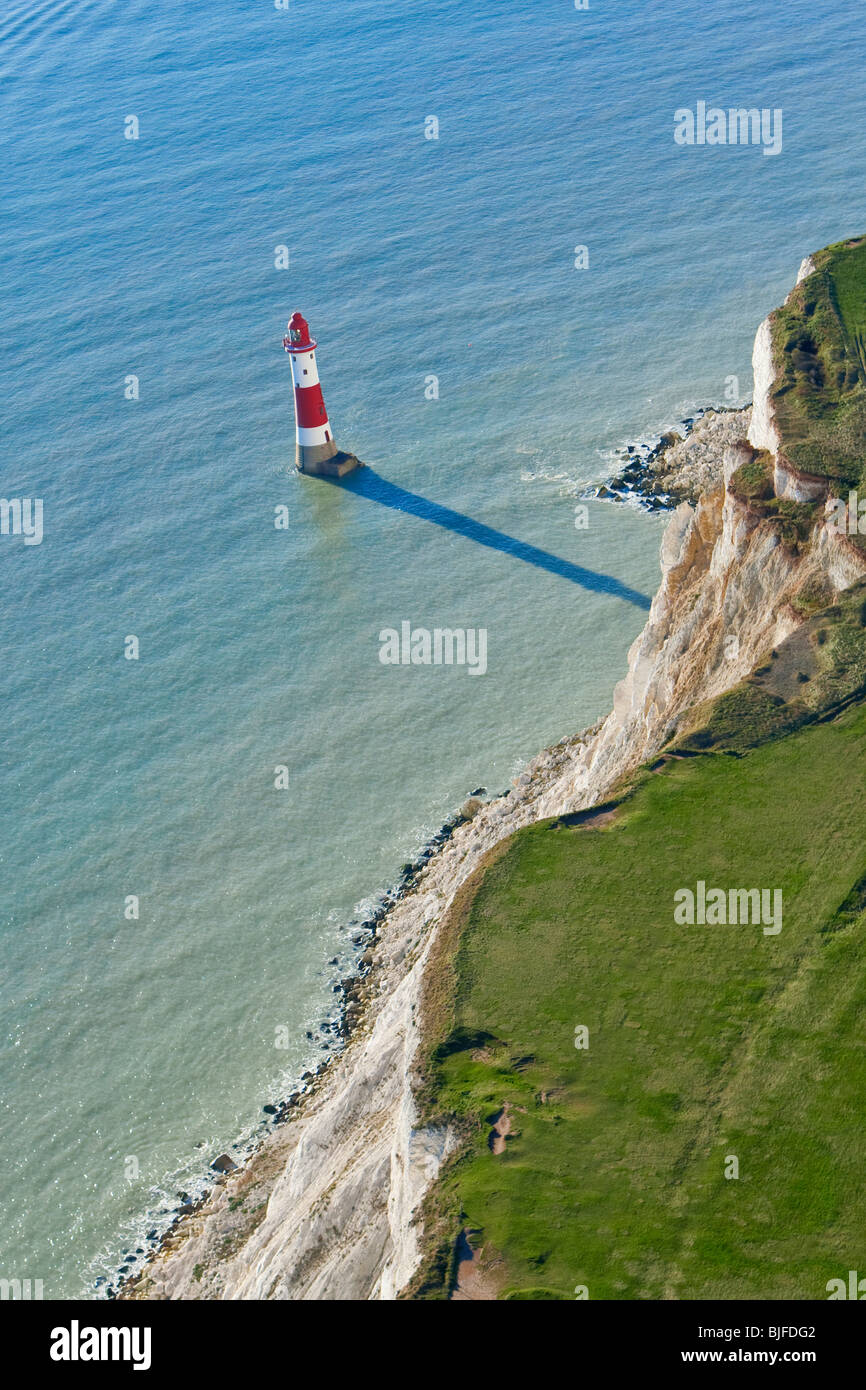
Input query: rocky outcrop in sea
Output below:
<box><xmin>597</xmin><ymin>405</ymin><xmax>750</xmax><ymax>510</ymax></box>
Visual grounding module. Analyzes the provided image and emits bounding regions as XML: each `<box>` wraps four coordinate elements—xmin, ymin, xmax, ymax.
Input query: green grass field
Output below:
<box><xmin>414</xmin><ymin>695</ymin><xmax>866</xmax><ymax>1300</ymax></box>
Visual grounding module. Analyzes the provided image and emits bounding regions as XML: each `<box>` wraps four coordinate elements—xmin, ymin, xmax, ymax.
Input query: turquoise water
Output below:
<box><xmin>1</xmin><ymin>0</ymin><xmax>864</xmax><ymax>1296</ymax></box>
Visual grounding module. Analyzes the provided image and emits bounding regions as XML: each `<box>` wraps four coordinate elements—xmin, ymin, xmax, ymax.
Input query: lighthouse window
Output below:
<box><xmin>302</xmin><ymin>368</ymin><xmax>308</xmax><ymax>375</ymax></box>
<box><xmin>324</xmin><ymin>431</ymin><xmax>330</xmax><ymax>441</ymax></box>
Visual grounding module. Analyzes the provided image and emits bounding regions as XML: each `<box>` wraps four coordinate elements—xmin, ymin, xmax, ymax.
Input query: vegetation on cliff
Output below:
<box><xmin>728</xmin><ymin>448</ymin><xmax>817</xmax><ymax>549</ymax></box>
<box><xmin>769</xmin><ymin>235</ymin><xmax>866</xmax><ymax>486</ymax></box>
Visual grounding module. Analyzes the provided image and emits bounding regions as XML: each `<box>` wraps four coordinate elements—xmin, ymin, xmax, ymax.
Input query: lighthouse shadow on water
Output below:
<box><xmin>323</xmin><ymin>468</ymin><xmax>652</xmax><ymax>610</ymax></box>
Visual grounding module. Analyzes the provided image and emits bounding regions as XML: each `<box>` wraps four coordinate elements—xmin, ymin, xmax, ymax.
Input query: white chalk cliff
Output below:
<box><xmin>125</xmin><ymin>261</ymin><xmax>865</xmax><ymax>1302</ymax></box>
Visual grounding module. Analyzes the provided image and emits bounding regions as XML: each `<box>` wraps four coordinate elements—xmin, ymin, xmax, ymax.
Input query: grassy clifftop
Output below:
<box><xmin>410</xmin><ymin>590</ymin><xmax>866</xmax><ymax>1300</ymax></box>
<box><xmin>769</xmin><ymin>235</ymin><xmax>866</xmax><ymax>485</ymax></box>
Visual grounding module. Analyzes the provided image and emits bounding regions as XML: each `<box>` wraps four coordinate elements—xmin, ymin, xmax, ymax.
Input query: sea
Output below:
<box><xmin>1</xmin><ymin>0</ymin><xmax>864</xmax><ymax>1296</ymax></box>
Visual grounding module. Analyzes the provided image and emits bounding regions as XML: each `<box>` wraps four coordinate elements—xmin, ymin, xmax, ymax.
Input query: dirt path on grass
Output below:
<box><xmin>488</xmin><ymin>1104</ymin><xmax>512</xmax><ymax>1155</ymax></box>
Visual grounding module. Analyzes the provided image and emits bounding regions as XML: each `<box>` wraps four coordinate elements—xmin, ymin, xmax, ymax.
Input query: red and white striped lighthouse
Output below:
<box><xmin>282</xmin><ymin>312</ymin><xmax>361</xmax><ymax>477</ymax></box>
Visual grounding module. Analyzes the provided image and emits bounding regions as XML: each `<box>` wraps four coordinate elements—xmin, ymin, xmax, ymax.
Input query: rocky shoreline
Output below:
<box><xmin>596</xmin><ymin>404</ymin><xmax>749</xmax><ymax>510</ymax></box>
<box><xmin>109</xmin><ymin>788</ymin><xmax>505</xmax><ymax>1299</ymax></box>
<box><xmin>115</xmin><ymin>729</ymin><xmax>597</xmax><ymax>1300</ymax></box>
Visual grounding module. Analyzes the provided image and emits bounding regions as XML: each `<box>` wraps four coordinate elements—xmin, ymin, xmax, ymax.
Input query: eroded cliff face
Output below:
<box><xmin>125</xmin><ymin>264</ymin><xmax>866</xmax><ymax>1303</ymax></box>
<box><xmin>536</xmin><ymin>442</ymin><xmax>861</xmax><ymax>816</ymax></box>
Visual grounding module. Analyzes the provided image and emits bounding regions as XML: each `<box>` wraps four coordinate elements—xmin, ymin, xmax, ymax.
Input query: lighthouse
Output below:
<box><xmin>282</xmin><ymin>312</ymin><xmax>362</xmax><ymax>477</ymax></box>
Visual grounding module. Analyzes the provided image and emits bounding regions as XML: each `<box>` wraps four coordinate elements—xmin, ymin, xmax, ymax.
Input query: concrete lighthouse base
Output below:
<box><xmin>297</xmin><ymin>444</ymin><xmax>364</xmax><ymax>478</ymax></box>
